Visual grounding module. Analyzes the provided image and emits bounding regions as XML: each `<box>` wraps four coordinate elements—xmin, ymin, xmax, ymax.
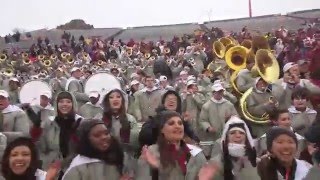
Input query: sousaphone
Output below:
<box><xmin>240</xmin><ymin>49</ymin><xmax>280</xmax><ymax>124</ymax></box>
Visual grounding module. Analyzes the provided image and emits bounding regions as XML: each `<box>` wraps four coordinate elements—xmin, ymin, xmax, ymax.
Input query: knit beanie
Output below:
<box><xmin>266</xmin><ymin>127</ymin><xmax>297</xmax><ymax>152</ymax></box>
<box><xmin>78</xmin><ymin>119</ymin><xmax>105</xmax><ymax>139</ymax></box>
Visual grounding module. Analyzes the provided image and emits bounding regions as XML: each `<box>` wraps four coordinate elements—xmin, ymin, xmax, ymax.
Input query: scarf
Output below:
<box><xmin>102</xmin><ymin>115</ymin><xmax>130</xmax><ymax>143</ymax></box>
<box><xmin>273</xmin><ymin>158</ymin><xmax>297</xmax><ymax>180</ymax></box>
<box><xmin>166</xmin><ymin>143</ymin><xmax>191</xmax><ymax>175</ymax></box>
<box><xmin>55</xmin><ymin>114</ymin><xmax>79</xmax><ymax>158</ymax></box>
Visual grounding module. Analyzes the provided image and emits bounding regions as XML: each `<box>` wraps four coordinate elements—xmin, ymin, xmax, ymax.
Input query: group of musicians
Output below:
<box><xmin>0</xmin><ymin>24</ymin><xmax>319</xmax><ymax>180</ymax></box>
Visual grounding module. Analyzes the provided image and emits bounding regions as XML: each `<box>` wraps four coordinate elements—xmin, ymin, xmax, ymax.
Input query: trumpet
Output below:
<box><xmin>0</xmin><ymin>53</ymin><xmax>7</xmax><ymax>62</ymax></box>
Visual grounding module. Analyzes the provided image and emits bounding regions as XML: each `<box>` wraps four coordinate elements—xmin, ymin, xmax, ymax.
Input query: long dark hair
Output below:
<box><xmin>76</xmin><ymin>120</ymin><xmax>124</xmax><ymax>174</ymax></box>
<box><xmin>102</xmin><ymin>89</ymin><xmax>130</xmax><ymax>131</ymax></box>
<box><xmin>223</xmin><ymin>134</ymin><xmax>257</xmax><ymax>180</ymax></box>
<box><xmin>2</xmin><ymin>137</ymin><xmax>39</xmax><ymax>180</ymax></box>
<box><xmin>156</xmin><ymin>111</ymin><xmax>187</xmax><ymax>168</ymax></box>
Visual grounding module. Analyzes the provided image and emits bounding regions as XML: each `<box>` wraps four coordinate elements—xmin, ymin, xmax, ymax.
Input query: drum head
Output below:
<box><xmin>84</xmin><ymin>72</ymin><xmax>122</xmax><ymax>103</ymax></box>
<box><xmin>19</xmin><ymin>80</ymin><xmax>51</xmax><ymax>105</ymax></box>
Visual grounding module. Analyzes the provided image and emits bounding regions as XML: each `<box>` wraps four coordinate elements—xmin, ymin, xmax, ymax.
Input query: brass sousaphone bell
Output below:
<box><xmin>213</xmin><ymin>41</ymin><xmax>226</xmax><ymax>59</ymax></box>
<box><xmin>240</xmin><ymin>49</ymin><xmax>280</xmax><ymax>124</ymax></box>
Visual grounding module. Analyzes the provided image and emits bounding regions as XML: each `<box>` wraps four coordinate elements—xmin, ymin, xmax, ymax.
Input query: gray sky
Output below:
<box><xmin>1</xmin><ymin>0</ymin><xmax>319</xmax><ymax>36</ymax></box>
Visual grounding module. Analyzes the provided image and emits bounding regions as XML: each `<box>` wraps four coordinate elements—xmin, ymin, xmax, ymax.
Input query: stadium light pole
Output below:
<box><xmin>249</xmin><ymin>0</ymin><xmax>252</xmax><ymax>18</ymax></box>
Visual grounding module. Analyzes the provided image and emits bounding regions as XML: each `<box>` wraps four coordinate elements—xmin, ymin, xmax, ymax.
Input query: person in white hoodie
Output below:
<box><xmin>78</xmin><ymin>91</ymin><xmax>103</xmax><ymax>119</ymax></box>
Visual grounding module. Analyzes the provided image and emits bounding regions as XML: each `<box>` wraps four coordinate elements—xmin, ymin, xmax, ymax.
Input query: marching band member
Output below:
<box><xmin>134</xmin><ymin>75</ymin><xmax>163</xmax><ymax>122</ymax></box>
<box><xmin>99</xmin><ymin>89</ymin><xmax>139</xmax><ymax>152</ymax></box>
<box><xmin>7</xmin><ymin>77</ymin><xmax>20</xmax><ymax>105</ymax></box>
<box><xmin>127</xmin><ymin>80</ymin><xmax>140</xmax><ymax>116</ymax></box>
<box><xmin>159</xmin><ymin>75</ymin><xmax>174</xmax><ymax>90</ymax></box>
<box><xmin>209</xmin><ymin>116</ymin><xmax>260</xmax><ymax>180</ymax></box>
<box><xmin>199</xmin><ymin>83</ymin><xmax>238</xmax><ymax>157</ymax></box>
<box><xmin>61</xmin><ymin>120</ymin><xmax>132</xmax><ymax>180</ymax></box>
<box><xmin>136</xmin><ymin>110</ymin><xmax>207</xmax><ymax>180</ymax></box>
<box><xmin>22</xmin><ymin>91</ymin><xmax>55</xmax><ymax>131</ymax></box>
<box><xmin>289</xmin><ymin>87</ymin><xmax>317</xmax><ymax>136</ymax></box>
<box><xmin>30</xmin><ymin>91</ymin><xmax>84</xmax><ymax>170</ymax></box>
<box><xmin>257</xmin><ymin>127</ymin><xmax>312</xmax><ymax>180</ymax></box>
<box><xmin>0</xmin><ymin>137</ymin><xmax>47</xmax><ymax>180</ymax></box>
<box><xmin>78</xmin><ymin>91</ymin><xmax>103</xmax><ymax>119</ymax></box>
<box><xmin>0</xmin><ymin>90</ymin><xmax>30</xmax><ymax>143</ymax></box>
<box><xmin>65</xmin><ymin>67</ymin><xmax>89</xmax><ymax>109</ymax></box>
<box><xmin>235</xmin><ymin>58</ymin><xmax>255</xmax><ymax>93</ymax></box>
<box><xmin>181</xmin><ymin>80</ymin><xmax>207</xmax><ymax>136</ymax></box>
<box><xmin>246</xmin><ymin>77</ymin><xmax>278</xmax><ymax>137</ymax></box>
<box><xmin>275</xmin><ymin>62</ymin><xmax>320</xmax><ymax>109</ymax></box>
<box><xmin>49</xmin><ymin>68</ymin><xmax>67</xmax><ymax>100</ymax></box>
<box><xmin>256</xmin><ymin>109</ymin><xmax>306</xmax><ymax>157</ymax></box>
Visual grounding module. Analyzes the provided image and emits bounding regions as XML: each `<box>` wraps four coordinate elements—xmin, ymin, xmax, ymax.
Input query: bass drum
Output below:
<box><xmin>84</xmin><ymin>72</ymin><xmax>127</xmax><ymax>106</ymax></box>
<box><xmin>19</xmin><ymin>80</ymin><xmax>52</xmax><ymax>105</ymax></box>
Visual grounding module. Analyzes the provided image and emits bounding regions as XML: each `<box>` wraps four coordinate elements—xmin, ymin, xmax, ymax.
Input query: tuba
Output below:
<box><xmin>3</xmin><ymin>68</ymin><xmax>14</xmax><ymax>77</ymax></box>
<box><xmin>23</xmin><ymin>58</ymin><xmax>31</xmax><ymax>65</ymax></box>
<box><xmin>21</xmin><ymin>52</ymin><xmax>29</xmax><ymax>59</ymax></box>
<box><xmin>240</xmin><ymin>49</ymin><xmax>280</xmax><ymax>124</ymax></box>
<box><xmin>144</xmin><ymin>53</ymin><xmax>151</xmax><ymax>59</ymax></box>
<box><xmin>213</xmin><ymin>41</ymin><xmax>226</xmax><ymax>59</ymax></box>
<box><xmin>97</xmin><ymin>60</ymin><xmax>104</xmax><ymax>66</ymax></box>
<box><xmin>225</xmin><ymin>46</ymin><xmax>248</xmax><ymax>71</ymax></box>
<box><xmin>50</xmin><ymin>54</ymin><xmax>58</xmax><ymax>60</ymax></box>
<box><xmin>43</xmin><ymin>59</ymin><xmax>52</xmax><ymax>67</ymax></box>
<box><xmin>37</xmin><ymin>54</ymin><xmax>45</xmax><ymax>61</ymax></box>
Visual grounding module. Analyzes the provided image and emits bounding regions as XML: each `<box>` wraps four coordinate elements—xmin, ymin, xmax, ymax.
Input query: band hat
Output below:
<box><xmin>0</xmin><ymin>90</ymin><xmax>9</xmax><ymax>98</ymax></box>
<box><xmin>211</xmin><ymin>83</ymin><xmax>225</xmax><ymax>92</ymax></box>
<box><xmin>283</xmin><ymin>62</ymin><xmax>298</xmax><ymax>73</ymax></box>
<box><xmin>40</xmin><ymin>91</ymin><xmax>52</xmax><ymax>99</ymax></box>
<box><xmin>71</xmin><ymin>67</ymin><xmax>81</xmax><ymax>73</ymax></box>
<box><xmin>130</xmin><ymin>80</ymin><xmax>140</xmax><ymax>87</ymax></box>
<box><xmin>88</xmin><ymin>91</ymin><xmax>100</xmax><ymax>98</ymax></box>
<box><xmin>9</xmin><ymin>77</ymin><xmax>19</xmax><ymax>82</ymax></box>
<box><xmin>159</xmin><ymin>76</ymin><xmax>167</xmax><ymax>82</ymax></box>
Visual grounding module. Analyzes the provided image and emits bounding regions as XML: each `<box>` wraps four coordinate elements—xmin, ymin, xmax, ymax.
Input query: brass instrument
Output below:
<box><xmin>179</xmin><ymin>47</ymin><xmax>185</xmax><ymax>53</ymax></box>
<box><xmin>241</xmin><ymin>39</ymin><xmax>252</xmax><ymax>49</ymax></box>
<box><xmin>97</xmin><ymin>60</ymin><xmax>104</xmax><ymax>66</ymax></box>
<box><xmin>240</xmin><ymin>87</ymin><xmax>270</xmax><ymax>124</ymax></box>
<box><xmin>91</xmin><ymin>65</ymin><xmax>99</xmax><ymax>71</ymax></box>
<box><xmin>230</xmin><ymin>70</ymin><xmax>243</xmax><ymax>95</ymax></box>
<box><xmin>126</xmin><ymin>48</ymin><xmax>133</xmax><ymax>56</ymax></box>
<box><xmin>164</xmin><ymin>47</ymin><xmax>171</xmax><ymax>54</ymax></box>
<box><xmin>213</xmin><ymin>41</ymin><xmax>226</xmax><ymax>59</ymax></box>
<box><xmin>144</xmin><ymin>53</ymin><xmax>151</xmax><ymax>59</ymax></box>
<box><xmin>21</xmin><ymin>52</ymin><xmax>29</xmax><ymax>59</ymax></box>
<box><xmin>225</xmin><ymin>46</ymin><xmax>248</xmax><ymax>71</ymax></box>
<box><xmin>149</xmin><ymin>56</ymin><xmax>156</xmax><ymax>61</ymax></box>
<box><xmin>61</xmin><ymin>52</ymin><xmax>69</xmax><ymax>59</ymax></box>
<box><xmin>255</xmin><ymin>49</ymin><xmax>280</xmax><ymax>83</ymax></box>
<box><xmin>43</xmin><ymin>59</ymin><xmax>52</xmax><ymax>67</ymax></box>
<box><xmin>190</xmin><ymin>61</ymin><xmax>196</xmax><ymax>67</ymax></box>
<box><xmin>0</xmin><ymin>53</ymin><xmax>7</xmax><ymax>62</ymax></box>
<box><xmin>50</xmin><ymin>54</ymin><xmax>58</xmax><ymax>60</ymax></box>
<box><xmin>239</xmin><ymin>49</ymin><xmax>280</xmax><ymax>124</ymax></box>
<box><xmin>119</xmin><ymin>68</ymin><xmax>126</xmax><ymax>74</ymax></box>
<box><xmin>3</xmin><ymin>68</ymin><xmax>14</xmax><ymax>77</ymax></box>
<box><xmin>219</xmin><ymin>37</ymin><xmax>233</xmax><ymax>47</ymax></box>
<box><xmin>67</xmin><ymin>57</ymin><xmax>74</xmax><ymax>64</ymax></box>
<box><xmin>37</xmin><ymin>54</ymin><xmax>45</xmax><ymax>61</ymax></box>
<box><xmin>23</xmin><ymin>58</ymin><xmax>31</xmax><ymax>65</ymax></box>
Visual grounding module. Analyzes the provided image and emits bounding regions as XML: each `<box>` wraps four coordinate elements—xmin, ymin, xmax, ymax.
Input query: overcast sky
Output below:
<box><xmin>0</xmin><ymin>0</ymin><xmax>319</xmax><ymax>36</ymax></box>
